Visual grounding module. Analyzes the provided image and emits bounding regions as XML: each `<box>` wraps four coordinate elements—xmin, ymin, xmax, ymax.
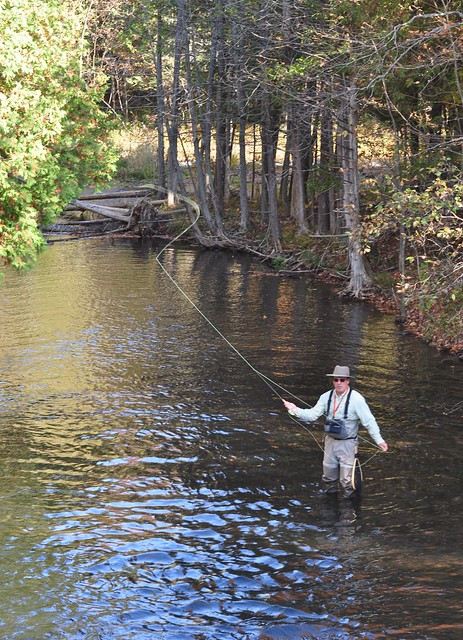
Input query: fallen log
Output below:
<box><xmin>66</xmin><ymin>197</ymin><xmax>168</xmax><ymax>212</ymax></box>
<box><xmin>54</xmin><ymin>218</ymin><xmax>115</xmax><ymax>226</ymax></box>
<box><xmin>66</xmin><ymin>199</ymin><xmax>133</xmax><ymax>212</ymax></box>
<box><xmin>72</xmin><ymin>199</ymin><xmax>130</xmax><ymax>223</ymax></box>
<box><xmin>77</xmin><ymin>189</ymin><xmax>157</xmax><ymax>200</ymax></box>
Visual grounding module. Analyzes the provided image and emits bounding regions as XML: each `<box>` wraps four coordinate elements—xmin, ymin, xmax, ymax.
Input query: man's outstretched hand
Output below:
<box><xmin>282</xmin><ymin>399</ymin><xmax>297</xmax><ymax>412</ymax></box>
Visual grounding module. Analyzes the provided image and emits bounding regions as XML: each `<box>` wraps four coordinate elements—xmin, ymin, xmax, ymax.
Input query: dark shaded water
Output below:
<box><xmin>0</xmin><ymin>238</ymin><xmax>461</xmax><ymax>640</ymax></box>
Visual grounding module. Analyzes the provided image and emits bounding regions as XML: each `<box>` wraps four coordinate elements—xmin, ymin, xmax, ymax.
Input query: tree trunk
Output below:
<box><xmin>230</xmin><ymin>0</ymin><xmax>249</xmax><ymax>232</ymax></box>
<box><xmin>340</xmin><ymin>81</ymin><xmax>372</xmax><ymax>296</ymax></box>
<box><xmin>184</xmin><ymin>26</ymin><xmax>219</xmax><ymax>235</ymax></box>
<box><xmin>198</xmin><ymin>4</ymin><xmax>223</xmax><ymax>233</ymax></box>
<box><xmin>167</xmin><ymin>0</ymin><xmax>186</xmax><ymax>206</ymax></box>
<box><xmin>251</xmin><ymin>123</ymin><xmax>258</xmax><ymax>202</ymax></box>
<box><xmin>223</xmin><ymin>115</ymin><xmax>234</xmax><ymax>208</ymax></box>
<box><xmin>72</xmin><ymin>200</ymin><xmax>130</xmax><ymax>222</ymax></box>
<box><xmin>288</xmin><ymin>104</ymin><xmax>308</xmax><ymax>233</ymax></box>
<box><xmin>280</xmin><ymin>114</ymin><xmax>291</xmax><ymax>216</ymax></box>
<box><xmin>214</xmin><ymin>0</ymin><xmax>227</xmax><ymax>212</ymax></box>
<box><xmin>155</xmin><ymin>11</ymin><xmax>166</xmax><ymax>192</ymax></box>
<box><xmin>262</xmin><ymin>86</ymin><xmax>281</xmax><ymax>250</ymax></box>
<box><xmin>318</xmin><ymin>107</ymin><xmax>333</xmax><ymax>233</ymax></box>
<box><xmin>398</xmin><ymin>222</ymin><xmax>407</xmax><ymax>323</ymax></box>
<box><xmin>144</xmin><ymin>5</ymin><xmax>166</xmax><ymax>195</ymax></box>
<box><xmin>303</xmin><ymin>109</ymin><xmax>318</xmax><ymax>229</ymax></box>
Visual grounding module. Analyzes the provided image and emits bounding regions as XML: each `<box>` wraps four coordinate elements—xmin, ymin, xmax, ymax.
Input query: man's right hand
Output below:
<box><xmin>282</xmin><ymin>399</ymin><xmax>297</xmax><ymax>413</ymax></box>
<box><xmin>379</xmin><ymin>442</ymin><xmax>388</xmax><ymax>452</ymax></box>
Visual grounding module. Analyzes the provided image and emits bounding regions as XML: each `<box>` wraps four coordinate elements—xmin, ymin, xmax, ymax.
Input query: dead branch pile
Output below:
<box><xmin>43</xmin><ymin>187</ymin><xmax>186</xmax><ymax>237</ymax></box>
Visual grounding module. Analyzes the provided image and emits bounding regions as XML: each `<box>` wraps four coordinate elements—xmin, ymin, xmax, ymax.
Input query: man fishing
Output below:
<box><xmin>282</xmin><ymin>365</ymin><xmax>388</xmax><ymax>498</ymax></box>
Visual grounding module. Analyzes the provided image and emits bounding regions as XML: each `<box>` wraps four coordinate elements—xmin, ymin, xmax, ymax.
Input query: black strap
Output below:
<box><xmin>327</xmin><ymin>388</ymin><xmax>352</xmax><ymax>418</ymax></box>
<box><xmin>343</xmin><ymin>389</ymin><xmax>352</xmax><ymax>419</ymax></box>
<box><xmin>326</xmin><ymin>389</ymin><xmax>334</xmax><ymax>415</ymax></box>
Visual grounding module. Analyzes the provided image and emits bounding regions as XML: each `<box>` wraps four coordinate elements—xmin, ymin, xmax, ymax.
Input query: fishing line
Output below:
<box><xmin>150</xmin><ymin>186</ymin><xmax>384</xmax><ymax>467</ymax></box>
<box><xmin>150</xmin><ymin>185</ymin><xmax>308</xmax><ymax>405</ymax></box>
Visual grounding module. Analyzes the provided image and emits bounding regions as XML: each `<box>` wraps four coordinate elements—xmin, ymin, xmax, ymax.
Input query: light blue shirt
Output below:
<box><xmin>289</xmin><ymin>388</ymin><xmax>385</xmax><ymax>444</ymax></box>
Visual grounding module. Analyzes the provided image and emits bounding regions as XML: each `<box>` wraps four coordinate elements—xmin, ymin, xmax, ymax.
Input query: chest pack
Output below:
<box><xmin>324</xmin><ymin>389</ymin><xmax>352</xmax><ymax>437</ymax></box>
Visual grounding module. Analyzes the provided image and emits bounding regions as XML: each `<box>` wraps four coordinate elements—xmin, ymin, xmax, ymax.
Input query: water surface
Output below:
<box><xmin>0</xmin><ymin>238</ymin><xmax>461</xmax><ymax>639</ymax></box>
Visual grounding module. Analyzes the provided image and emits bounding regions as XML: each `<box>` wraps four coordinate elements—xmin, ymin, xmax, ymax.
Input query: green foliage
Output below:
<box><xmin>306</xmin><ymin>163</ymin><xmax>340</xmax><ymax>196</ymax></box>
<box><xmin>299</xmin><ymin>249</ymin><xmax>323</xmax><ymax>268</ymax></box>
<box><xmin>372</xmin><ymin>270</ymin><xmax>396</xmax><ymax>290</ymax></box>
<box><xmin>0</xmin><ymin>0</ymin><xmax>118</xmax><ymax>269</ymax></box>
<box><xmin>271</xmin><ymin>256</ymin><xmax>287</xmax><ymax>271</ymax></box>
<box><xmin>361</xmin><ymin>166</ymin><xmax>463</xmax><ymax>347</ymax></box>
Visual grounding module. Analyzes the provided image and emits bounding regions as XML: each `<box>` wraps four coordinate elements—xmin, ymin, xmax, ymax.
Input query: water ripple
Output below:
<box><xmin>0</xmin><ymin>240</ymin><xmax>460</xmax><ymax>639</ymax></box>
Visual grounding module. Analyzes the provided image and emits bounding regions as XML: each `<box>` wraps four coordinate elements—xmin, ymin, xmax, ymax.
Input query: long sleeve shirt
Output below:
<box><xmin>288</xmin><ymin>388</ymin><xmax>385</xmax><ymax>445</ymax></box>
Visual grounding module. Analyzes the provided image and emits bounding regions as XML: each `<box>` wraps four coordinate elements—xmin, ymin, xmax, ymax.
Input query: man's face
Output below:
<box><xmin>333</xmin><ymin>377</ymin><xmax>350</xmax><ymax>394</ymax></box>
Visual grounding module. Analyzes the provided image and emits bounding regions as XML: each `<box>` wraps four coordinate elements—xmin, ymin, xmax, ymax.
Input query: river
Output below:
<box><xmin>0</xmin><ymin>238</ymin><xmax>461</xmax><ymax>640</ymax></box>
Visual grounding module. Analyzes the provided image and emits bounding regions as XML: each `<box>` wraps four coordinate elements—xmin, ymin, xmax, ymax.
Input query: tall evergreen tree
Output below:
<box><xmin>0</xmin><ymin>0</ymin><xmax>117</xmax><ymax>269</ymax></box>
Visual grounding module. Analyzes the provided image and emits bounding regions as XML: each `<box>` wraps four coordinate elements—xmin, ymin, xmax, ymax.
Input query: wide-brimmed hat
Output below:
<box><xmin>326</xmin><ymin>365</ymin><xmax>351</xmax><ymax>378</ymax></box>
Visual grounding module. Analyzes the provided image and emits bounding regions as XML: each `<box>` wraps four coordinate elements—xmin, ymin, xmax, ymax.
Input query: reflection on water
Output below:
<box><xmin>0</xmin><ymin>238</ymin><xmax>461</xmax><ymax>640</ymax></box>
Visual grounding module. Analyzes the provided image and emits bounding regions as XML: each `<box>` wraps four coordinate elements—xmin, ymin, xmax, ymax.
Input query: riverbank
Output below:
<box><xmin>49</xmin><ymin>185</ymin><xmax>463</xmax><ymax>360</ymax></box>
<box><xmin>178</xmin><ymin>227</ymin><xmax>463</xmax><ymax>360</ymax></box>
<box><xmin>170</xmin><ymin>212</ymin><xmax>463</xmax><ymax>359</ymax></box>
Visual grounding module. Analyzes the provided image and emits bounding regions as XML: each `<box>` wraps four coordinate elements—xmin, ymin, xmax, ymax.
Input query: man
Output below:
<box><xmin>282</xmin><ymin>365</ymin><xmax>388</xmax><ymax>498</ymax></box>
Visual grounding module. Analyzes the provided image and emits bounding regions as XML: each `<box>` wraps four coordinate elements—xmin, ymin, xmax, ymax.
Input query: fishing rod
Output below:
<box><xmin>148</xmin><ymin>185</ymin><xmax>384</xmax><ymax>469</ymax></box>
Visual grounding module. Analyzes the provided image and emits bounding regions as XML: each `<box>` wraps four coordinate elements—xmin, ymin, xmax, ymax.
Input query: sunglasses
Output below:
<box><xmin>333</xmin><ymin>377</ymin><xmax>348</xmax><ymax>382</ymax></box>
